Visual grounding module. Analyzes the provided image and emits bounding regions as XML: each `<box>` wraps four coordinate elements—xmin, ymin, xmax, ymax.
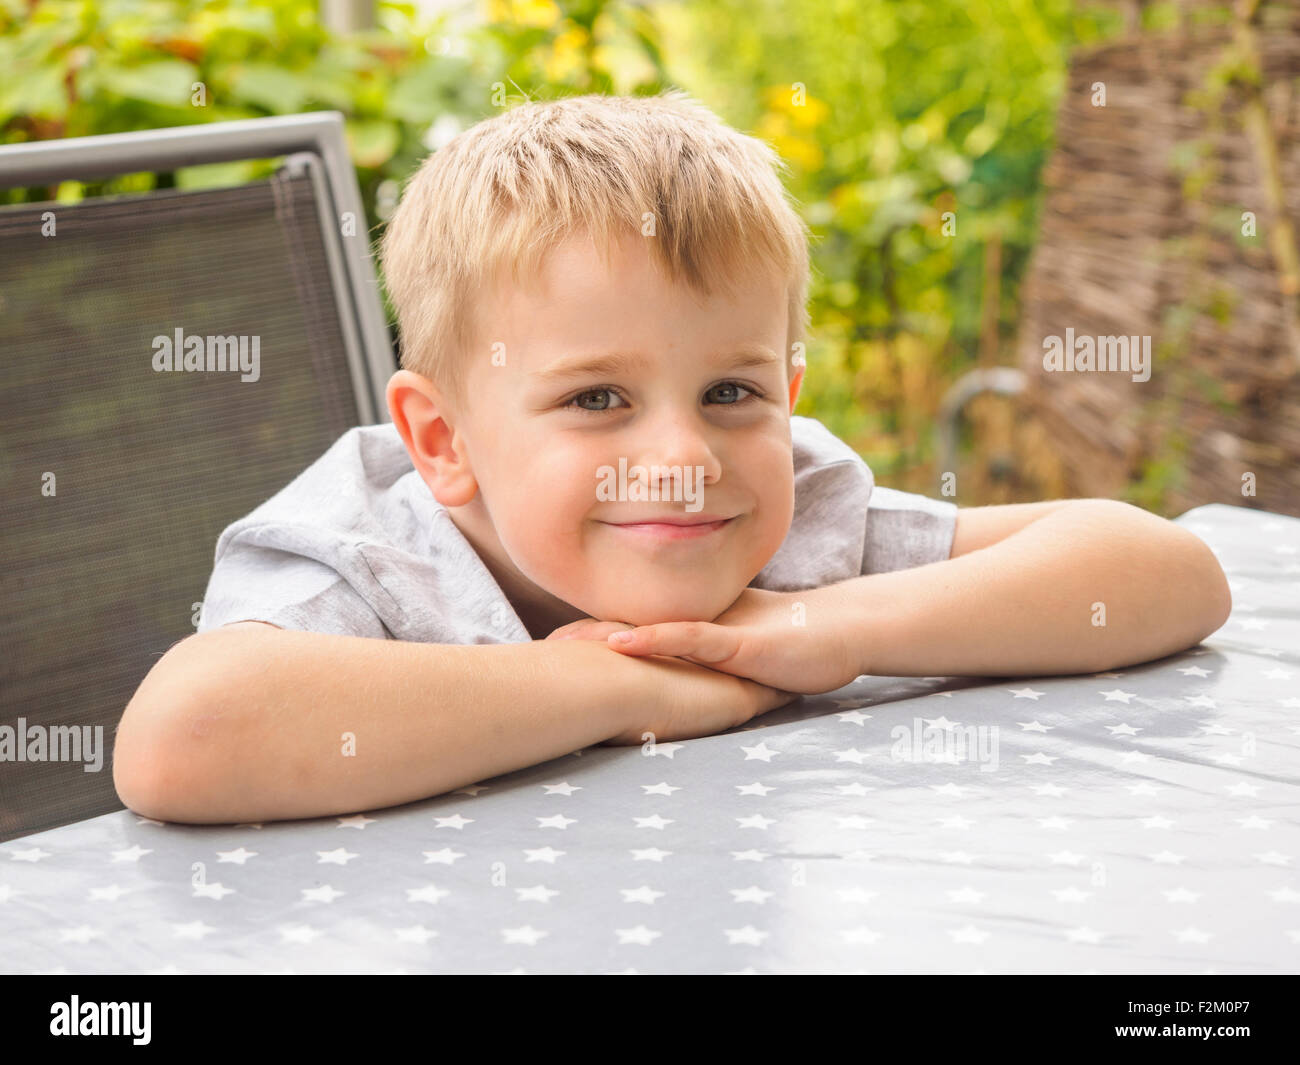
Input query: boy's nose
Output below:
<box><xmin>631</xmin><ymin>408</ymin><xmax>722</xmax><ymax>478</ymax></box>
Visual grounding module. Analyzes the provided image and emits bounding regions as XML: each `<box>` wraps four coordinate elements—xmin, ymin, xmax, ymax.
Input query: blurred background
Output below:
<box><xmin>3</xmin><ymin>0</ymin><xmax>1298</xmax><ymax>518</ymax></box>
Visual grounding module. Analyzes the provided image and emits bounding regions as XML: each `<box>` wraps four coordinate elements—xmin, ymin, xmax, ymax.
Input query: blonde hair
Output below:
<box><xmin>379</xmin><ymin>89</ymin><xmax>813</xmax><ymax>406</ymax></box>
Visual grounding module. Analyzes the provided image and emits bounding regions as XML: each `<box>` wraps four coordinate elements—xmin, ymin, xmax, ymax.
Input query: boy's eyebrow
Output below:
<box><xmin>533</xmin><ymin>344</ymin><xmax>783</xmax><ymax>382</ymax></box>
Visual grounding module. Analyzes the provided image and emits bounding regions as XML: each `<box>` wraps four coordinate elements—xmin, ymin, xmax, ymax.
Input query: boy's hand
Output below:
<box><xmin>546</xmin><ymin>586</ymin><xmax>865</xmax><ymax>696</ymax></box>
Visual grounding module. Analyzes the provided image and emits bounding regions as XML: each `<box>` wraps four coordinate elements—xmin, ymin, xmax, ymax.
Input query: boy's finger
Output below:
<box><xmin>608</xmin><ymin>622</ymin><xmax>741</xmax><ymax>666</ymax></box>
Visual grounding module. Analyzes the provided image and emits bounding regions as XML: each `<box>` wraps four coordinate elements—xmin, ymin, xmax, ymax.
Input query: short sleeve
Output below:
<box><xmin>196</xmin><ymin>526</ymin><xmax>391</xmax><ymax>639</ymax></box>
<box><xmin>863</xmin><ymin>485</ymin><xmax>958</xmax><ymax>574</ymax></box>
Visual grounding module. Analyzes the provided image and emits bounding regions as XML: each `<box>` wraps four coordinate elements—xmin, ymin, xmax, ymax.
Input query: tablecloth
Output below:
<box><xmin>2</xmin><ymin>502</ymin><xmax>1297</xmax><ymax>974</ymax></box>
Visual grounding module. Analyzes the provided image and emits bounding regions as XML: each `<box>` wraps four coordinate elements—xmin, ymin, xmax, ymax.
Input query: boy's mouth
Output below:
<box><xmin>598</xmin><ymin>515</ymin><xmax>735</xmax><ymax>542</ymax></box>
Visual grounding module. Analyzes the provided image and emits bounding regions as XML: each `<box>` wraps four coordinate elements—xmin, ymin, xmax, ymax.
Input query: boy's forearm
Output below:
<box><xmin>824</xmin><ymin>500</ymin><xmax>1232</xmax><ymax>678</ymax></box>
<box><xmin>114</xmin><ymin>629</ymin><xmax>642</xmax><ymax>824</ymax></box>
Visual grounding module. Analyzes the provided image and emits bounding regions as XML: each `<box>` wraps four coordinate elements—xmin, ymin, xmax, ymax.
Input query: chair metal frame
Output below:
<box><xmin>0</xmin><ymin>111</ymin><xmax>395</xmax><ymax>424</ymax></box>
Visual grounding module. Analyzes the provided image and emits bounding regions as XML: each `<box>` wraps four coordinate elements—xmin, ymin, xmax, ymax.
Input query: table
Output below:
<box><xmin>3</xmin><ymin>502</ymin><xmax>1297</xmax><ymax>974</ymax></box>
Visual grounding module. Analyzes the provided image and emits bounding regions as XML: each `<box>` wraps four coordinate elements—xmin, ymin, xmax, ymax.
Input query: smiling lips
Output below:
<box><xmin>601</xmin><ymin>515</ymin><xmax>735</xmax><ymax>541</ymax></box>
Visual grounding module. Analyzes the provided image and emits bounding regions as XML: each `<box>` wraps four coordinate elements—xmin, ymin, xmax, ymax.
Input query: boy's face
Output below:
<box><xmin>389</xmin><ymin>228</ymin><xmax>804</xmax><ymax>633</ymax></box>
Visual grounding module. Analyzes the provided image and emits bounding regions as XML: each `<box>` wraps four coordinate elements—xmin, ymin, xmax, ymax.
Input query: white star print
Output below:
<box><xmin>278</xmin><ymin>925</ymin><xmax>323</xmax><ymax>944</ymax></box>
<box><xmin>620</xmin><ymin>886</ymin><xmax>665</xmax><ymax>904</ymax></box>
<box><xmin>536</xmin><ymin>814</ymin><xmax>577</xmax><ymax>829</ymax></box>
<box><xmin>647</xmin><ymin>742</ymin><xmax>684</xmax><ymax>759</ymax></box>
<box><xmin>517</xmin><ymin>885</ymin><xmax>560</xmax><ymax>903</ymax></box>
<box><xmin>1224</xmin><ymin>782</ymin><xmax>1261</xmax><ymax>797</ymax></box>
<box><xmin>1018</xmin><ymin>721</ymin><xmax>1054</xmax><ymax>732</ymax></box>
<box><xmin>6</xmin><ymin>848</ymin><xmax>50</xmax><ymax>863</ymax></box>
<box><xmin>433</xmin><ymin>814</ymin><xmax>473</xmax><ymax>830</ymax></box>
<box><xmin>452</xmin><ymin>784</ymin><xmax>488</xmax><ymax>796</ymax></box>
<box><xmin>724</xmin><ymin>925</ymin><xmax>768</xmax><ymax>945</ymax></box>
<box><xmin>316</xmin><ymin>848</ymin><xmax>358</xmax><ymax>865</ymax></box>
<box><xmin>629</xmin><ymin>848</ymin><xmax>671</xmax><ymax>862</ymax></box>
<box><xmin>923</xmin><ymin>716</ymin><xmax>960</xmax><ymax>730</ymax></box>
<box><xmin>736</xmin><ymin>782</ymin><xmax>775</xmax><ymax>796</ymax></box>
<box><xmin>1021</xmin><ymin>752</ymin><xmax>1058</xmax><ymax>765</ymax></box>
<box><xmin>1149</xmin><ymin>851</ymin><xmax>1186</xmax><ymax>864</ymax></box>
<box><xmin>192</xmin><ymin>881</ymin><xmax>235</xmax><ymax>900</ymax></box>
<box><xmin>730</xmin><ymin>849</ymin><xmax>769</xmax><ymax>862</ymax></box>
<box><xmin>836</xmin><ymin>783</ymin><xmax>874</xmax><ymax>796</ymax></box>
<box><xmin>216</xmin><ymin>847</ymin><xmax>257</xmax><ymax>864</ymax></box>
<box><xmin>741</xmin><ymin>742</ymin><xmax>779</xmax><ymax>762</ymax></box>
<box><xmin>1177</xmin><ymin>665</ymin><xmax>1211</xmax><ymax>677</ymax></box>
<box><xmin>58</xmin><ymin>925</ymin><xmax>101</xmax><ymax>944</ymax></box>
<box><xmin>615</xmin><ymin>925</ymin><xmax>661</xmax><ymax>945</ymax></box>
<box><xmin>301</xmin><ymin>885</ymin><xmax>345</xmax><ymax>903</ymax></box>
<box><xmin>1185</xmin><ymin>695</ymin><xmax>1218</xmax><ymax>709</ymax></box>
<box><xmin>1099</xmin><ymin>689</ymin><xmax>1136</xmax><ymax>703</ymax></box>
<box><xmin>736</xmin><ymin>815</ymin><xmax>776</xmax><ymax>830</ymax></box>
<box><xmin>1031</xmin><ymin>783</ymin><xmax>1069</xmax><ymax>797</ymax></box>
<box><xmin>1254</xmin><ymin>852</ymin><xmax>1290</xmax><ymax>866</ymax></box>
<box><xmin>171</xmin><ymin>921</ymin><xmax>215</xmax><ymax>940</ymax></box>
<box><xmin>938</xmin><ymin>851</ymin><xmax>976</xmax><ymax>865</ymax></box>
<box><xmin>421</xmin><ymin>848</ymin><xmax>465</xmax><ymax>864</ymax></box>
<box><xmin>642</xmin><ymin>782</ymin><xmax>680</xmax><ymax>796</ymax></box>
<box><xmin>634</xmin><ymin>814</ymin><xmax>674</xmax><ymax>830</ymax></box>
<box><xmin>501</xmin><ymin>925</ymin><xmax>548</xmax><ymax>945</ymax></box>
<box><xmin>1009</xmin><ymin>687</ymin><xmax>1045</xmax><ymax>700</ymax></box>
<box><xmin>837</xmin><ymin>710</ymin><xmax>871</xmax><ymax>725</ymax></box>
<box><xmin>394</xmin><ymin>925</ymin><xmax>438</xmax><ymax>944</ymax></box>
<box><xmin>406</xmin><ymin>884</ymin><xmax>450</xmax><ymax>904</ymax></box>
<box><xmin>833</xmin><ymin>748</ymin><xmax>869</xmax><ymax>764</ymax></box>
<box><xmin>838</xmin><ymin>887</ymin><xmax>879</xmax><ymax>903</ymax></box>
<box><xmin>111</xmin><ymin>845</ymin><xmax>152</xmax><ymax>863</ymax></box>
<box><xmin>1047</xmin><ymin>850</ymin><xmax>1086</xmax><ymax>866</ymax></box>
<box><xmin>336</xmin><ymin>814</ymin><xmax>376</xmax><ymax>829</ymax></box>
<box><xmin>836</xmin><ymin>815</ymin><xmax>874</xmax><ymax>830</ymax></box>
<box><xmin>523</xmin><ymin>847</ymin><xmax>565</xmax><ymax>863</ymax></box>
<box><xmin>542</xmin><ymin>782</ymin><xmax>582</xmax><ymax>796</ymax></box>
<box><xmin>88</xmin><ymin>885</ymin><xmax>129</xmax><ymax>902</ymax></box>
<box><xmin>1106</xmin><ymin>723</ymin><xmax>1141</xmax><ymax>736</ymax></box>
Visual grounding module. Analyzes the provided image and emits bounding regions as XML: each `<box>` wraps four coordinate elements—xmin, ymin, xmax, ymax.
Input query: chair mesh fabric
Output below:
<box><xmin>0</xmin><ymin>170</ymin><xmax>365</xmax><ymax>841</ymax></box>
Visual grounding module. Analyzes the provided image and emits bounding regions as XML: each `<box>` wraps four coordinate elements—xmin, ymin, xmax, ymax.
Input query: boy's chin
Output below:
<box><xmin>591</xmin><ymin>593</ymin><xmax>742</xmax><ymax>628</ymax></box>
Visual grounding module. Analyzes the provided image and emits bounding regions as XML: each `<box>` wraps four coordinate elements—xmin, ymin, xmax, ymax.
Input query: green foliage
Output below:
<box><xmin>0</xmin><ymin>0</ymin><xmax>1119</xmax><ymax>499</ymax></box>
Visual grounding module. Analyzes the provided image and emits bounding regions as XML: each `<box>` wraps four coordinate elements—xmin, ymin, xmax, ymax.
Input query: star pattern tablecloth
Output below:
<box><xmin>2</xmin><ymin>502</ymin><xmax>1297</xmax><ymax>974</ymax></box>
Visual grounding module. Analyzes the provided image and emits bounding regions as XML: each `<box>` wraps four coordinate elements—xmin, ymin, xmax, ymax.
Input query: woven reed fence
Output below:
<box><xmin>1015</xmin><ymin>0</ymin><xmax>1300</xmax><ymax>518</ymax></box>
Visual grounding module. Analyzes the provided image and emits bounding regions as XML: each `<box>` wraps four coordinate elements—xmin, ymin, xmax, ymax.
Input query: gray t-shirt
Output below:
<box><xmin>196</xmin><ymin>415</ymin><xmax>957</xmax><ymax>643</ymax></box>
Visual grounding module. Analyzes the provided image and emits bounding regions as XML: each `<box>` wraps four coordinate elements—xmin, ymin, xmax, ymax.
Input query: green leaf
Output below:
<box><xmin>346</xmin><ymin>119</ymin><xmax>400</xmax><ymax>168</ymax></box>
<box><xmin>227</xmin><ymin>63</ymin><xmax>310</xmax><ymax>113</ymax></box>
<box><xmin>100</xmin><ymin>59</ymin><xmax>198</xmax><ymax>107</ymax></box>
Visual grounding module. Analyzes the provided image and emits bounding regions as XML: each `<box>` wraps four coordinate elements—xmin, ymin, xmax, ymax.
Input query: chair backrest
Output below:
<box><xmin>0</xmin><ymin>113</ymin><xmax>395</xmax><ymax>842</ymax></box>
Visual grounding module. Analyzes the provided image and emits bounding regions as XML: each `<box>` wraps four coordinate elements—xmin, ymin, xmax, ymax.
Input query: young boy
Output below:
<box><xmin>112</xmin><ymin>90</ymin><xmax>1231</xmax><ymax>826</ymax></box>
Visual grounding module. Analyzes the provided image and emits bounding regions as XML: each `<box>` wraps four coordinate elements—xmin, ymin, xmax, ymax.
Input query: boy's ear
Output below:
<box><xmin>788</xmin><ymin>363</ymin><xmax>804</xmax><ymax>413</ymax></box>
<box><xmin>386</xmin><ymin>370</ymin><xmax>479</xmax><ymax>506</ymax></box>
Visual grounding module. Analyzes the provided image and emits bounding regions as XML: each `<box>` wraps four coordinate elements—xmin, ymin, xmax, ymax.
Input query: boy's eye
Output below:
<box><xmin>563</xmin><ymin>382</ymin><xmax>761</xmax><ymax>414</ymax></box>
<box><xmin>569</xmin><ymin>388</ymin><xmax>627</xmax><ymax>412</ymax></box>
